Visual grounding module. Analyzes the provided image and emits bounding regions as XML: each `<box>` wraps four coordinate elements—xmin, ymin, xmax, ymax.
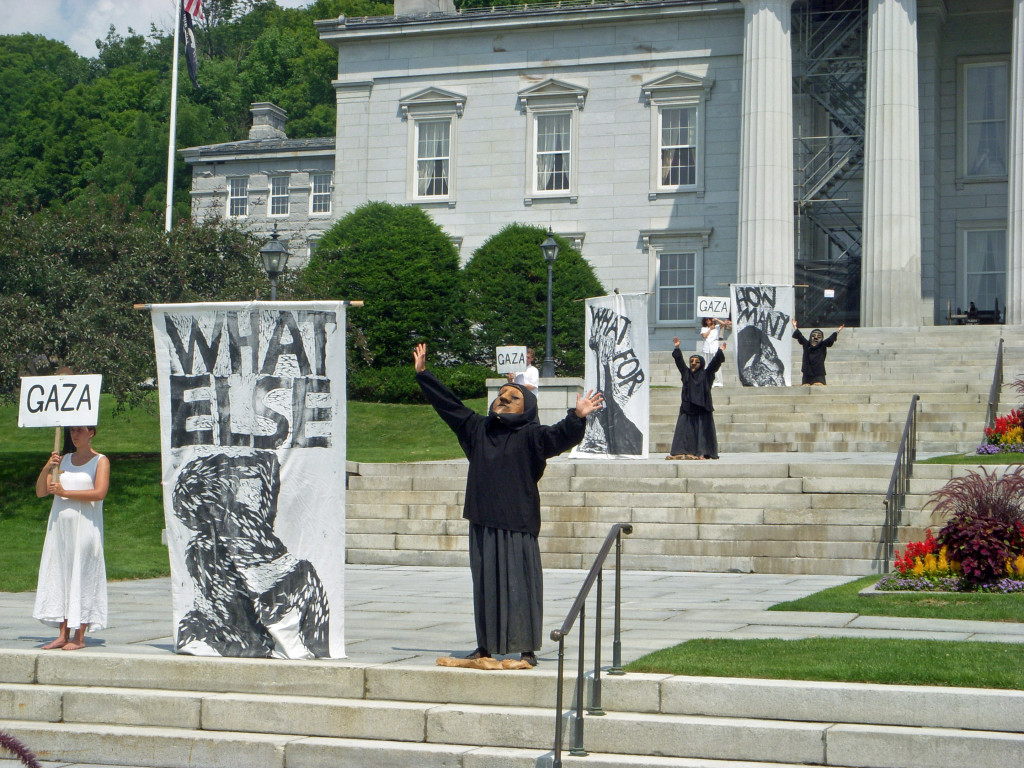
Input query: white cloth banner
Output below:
<box><xmin>730</xmin><ymin>285</ymin><xmax>793</xmax><ymax>387</ymax></box>
<box><xmin>151</xmin><ymin>301</ymin><xmax>346</xmax><ymax>659</ymax></box>
<box><xmin>572</xmin><ymin>293</ymin><xmax>649</xmax><ymax>458</ymax></box>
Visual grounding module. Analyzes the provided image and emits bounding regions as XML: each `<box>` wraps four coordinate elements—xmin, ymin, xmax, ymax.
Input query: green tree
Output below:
<box><xmin>463</xmin><ymin>224</ymin><xmax>604</xmax><ymax>376</ymax></box>
<box><xmin>0</xmin><ymin>197</ymin><xmax>266</xmax><ymax>408</ymax></box>
<box><xmin>296</xmin><ymin>201</ymin><xmax>469</xmax><ymax>368</ymax></box>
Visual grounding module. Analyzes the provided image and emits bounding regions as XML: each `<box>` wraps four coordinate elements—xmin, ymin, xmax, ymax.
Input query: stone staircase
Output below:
<box><xmin>650</xmin><ymin>325</ymin><xmax>1020</xmax><ymax>454</ymax></box>
<box><xmin>2</xmin><ymin>650</ymin><xmax>1022</xmax><ymax>768</ymax></box>
<box><xmin>346</xmin><ymin>325</ymin><xmax>1024</xmax><ymax>577</ymax></box>
<box><xmin>348</xmin><ymin>459</ymin><xmax>974</xmax><ymax>576</ymax></box>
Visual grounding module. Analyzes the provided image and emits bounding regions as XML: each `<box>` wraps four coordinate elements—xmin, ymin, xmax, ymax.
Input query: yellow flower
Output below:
<box><xmin>1015</xmin><ymin>554</ymin><xmax>1024</xmax><ymax>578</ymax></box>
<box><xmin>912</xmin><ymin>557</ymin><xmax>925</xmax><ymax>576</ymax></box>
<box><xmin>938</xmin><ymin>547</ymin><xmax>950</xmax><ymax>573</ymax></box>
<box><xmin>923</xmin><ymin>552</ymin><xmax>937</xmax><ymax>574</ymax></box>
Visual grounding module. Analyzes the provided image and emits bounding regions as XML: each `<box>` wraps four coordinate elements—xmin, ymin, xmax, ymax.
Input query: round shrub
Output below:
<box><xmin>296</xmin><ymin>202</ymin><xmax>470</xmax><ymax>369</ymax></box>
<box><xmin>463</xmin><ymin>224</ymin><xmax>604</xmax><ymax>377</ymax></box>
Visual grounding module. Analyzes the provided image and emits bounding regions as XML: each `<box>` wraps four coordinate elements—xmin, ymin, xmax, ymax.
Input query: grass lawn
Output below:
<box><xmin>770</xmin><ymin>575</ymin><xmax>1024</xmax><ymax>622</ymax></box>
<box><xmin>625</xmin><ymin>637</ymin><xmax>1024</xmax><ymax>689</ymax></box>
<box><xmin>920</xmin><ymin>453</ymin><xmax>1024</xmax><ymax>465</ymax></box>
<box><xmin>626</xmin><ymin>577</ymin><xmax>1024</xmax><ymax>688</ymax></box>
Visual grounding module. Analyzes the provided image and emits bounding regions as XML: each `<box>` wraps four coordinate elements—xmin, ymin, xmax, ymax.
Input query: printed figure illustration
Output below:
<box><xmin>172</xmin><ymin>451</ymin><xmax>330</xmax><ymax>658</ymax></box>
<box><xmin>736</xmin><ymin>325</ymin><xmax>786</xmax><ymax>387</ymax></box>
<box><xmin>575</xmin><ymin>296</ymin><xmax>648</xmax><ymax>457</ymax></box>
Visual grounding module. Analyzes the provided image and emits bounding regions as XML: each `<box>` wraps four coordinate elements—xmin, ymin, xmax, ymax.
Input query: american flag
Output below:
<box><xmin>183</xmin><ymin>0</ymin><xmax>204</xmax><ymax>21</ymax></box>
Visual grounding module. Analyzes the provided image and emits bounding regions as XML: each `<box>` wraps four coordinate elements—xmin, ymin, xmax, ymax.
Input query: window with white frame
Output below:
<box><xmin>518</xmin><ymin>79</ymin><xmax>586</xmax><ymax>204</ymax></box>
<box><xmin>659</xmin><ymin>106</ymin><xmax>697</xmax><ymax>186</ymax></box>
<box><xmin>269</xmin><ymin>176</ymin><xmax>289</xmax><ymax>216</ymax></box>
<box><xmin>657</xmin><ymin>252</ymin><xmax>696</xmax><ymax>322</ymax></box>
<box><xmin>228</xmin><ymin>177</ymin><xmax>248</xmax><ymax>217</ymax></box>
<box><xmin>399</xmin><ymin>87</ymin><xmax>465</xmax><ymax>204</ymax></box>
<box><xmin>415</xmin><ymin>119</ymin><xmax>451</xmax><ymax>197</ymax></box>
<box><xmin>963</xmin><ymin>228</ymin><xmax>1006</xmax><ymax>312</ymax></box>
<box><xmin>642</xmin><ymin>72</ymin><xmax>712</xmax><ymax>197</ymax></box>
<box><xmin>961</xmin><ymin>60</ymin><xmax>1009</xmax><ymax>179</ymax></box>
<box><xmin>310</xmin><ymin>173</ymin><xmax>332</xmax><ymax>214</ymax></box>
<box><xmin>308</xmin><ymin>236</ymin><xmax>320</xmax><ymax>262</ymax></box>
<box><xmin>643</xmin><ymin>229</ymin><xmax>710</xmax><ymax>325</ymax></box>
<box><xmin>535</xmin><ymin>112</ymin><xmax>571</xmax><ymax>193</ymax></box>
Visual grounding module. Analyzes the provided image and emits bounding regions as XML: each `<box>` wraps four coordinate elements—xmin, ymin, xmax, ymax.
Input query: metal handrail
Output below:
<box><xmin>550</xmin><ymin>522</ymin><xmax>633</xmax><ymax>767</ymax></box>
<box><xmin>985</xmin><ymin>338</ymin><xmax>1005</xmax><ymax>430</ymax></box>
<box><xmin>882</xmin><ymin>395</ymin><xmax>919</xmax><ymax>572</ymax></box>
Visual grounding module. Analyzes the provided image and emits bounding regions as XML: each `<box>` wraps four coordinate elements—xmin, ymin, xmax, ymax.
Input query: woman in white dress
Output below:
<box><xmin>701</xmin><ymin>317</ymin><xmax>730</xmax><ymax>388</ymax></box>
<box><xmin>33</xmin><ymin>425</ymin><xmax>109</xmax><ymax>650</ymax></box>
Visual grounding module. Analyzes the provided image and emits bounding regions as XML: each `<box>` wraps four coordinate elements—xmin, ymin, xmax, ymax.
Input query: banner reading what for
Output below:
<box><xmin>572</xmin><ymin>293</ymin><xmax>649</xmax><ymax>459</ymax></box>
<box><xmin>730</xmin><ymin>284</ymin><xmax>794</xmax><ymax>387</ymax></box>
<box><xmin>151</xmin><ymin>302</ymin><xmax>346</xmax><ymax>659</ymax></box>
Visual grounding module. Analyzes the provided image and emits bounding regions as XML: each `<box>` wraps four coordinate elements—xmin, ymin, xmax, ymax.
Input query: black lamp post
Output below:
<box><xmin>260</xmin><ymin>223</ymin><xmax>290</xmax><ymax>301</ymax></box>
<box><xmin>540</xmin><ymin>230</ymin><xmax>559</xmax><ymax>378</ymax></box>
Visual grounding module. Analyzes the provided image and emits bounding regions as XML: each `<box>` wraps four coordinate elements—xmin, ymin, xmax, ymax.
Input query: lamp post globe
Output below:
<box><xmin>540</xmin><ymin>231</ymin><xmax>559</xmax><ymax>378</ymax></box>
<box><xmin>260</xmin><ymin>224</ymin><xmax>290</xmax><ymax>301</ymax></box>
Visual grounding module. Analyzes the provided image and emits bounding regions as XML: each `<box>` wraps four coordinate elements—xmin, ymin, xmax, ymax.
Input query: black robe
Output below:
<box><xmin>416</xmin><ymin>370</ymin><xmax>586</xmax><ymax>653</ymax></box>
<box><xmin>793</xmin><ymin>329</ymin><xmax>838</xmax><ymax>384</ymax></box>
<box><xmin>670</xmin><ymin>347</ymin><xmax>723</xmax><ymax>459</ymax></box>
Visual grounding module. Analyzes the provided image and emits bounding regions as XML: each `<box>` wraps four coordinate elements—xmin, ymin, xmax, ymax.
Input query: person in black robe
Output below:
<box><xmin>792</xmin><ymin>318</ymin><xmax>844</xmax><ymax>385</ymax></box>
<box><xmin>668</xmin><ymin>337</ymin><xmax>725</xmax><ymax>460</ymax></box>
<box><xmin>413</xmin><ymin>342</ymin><xmax>603</xmax><ymax>666</ymax></box>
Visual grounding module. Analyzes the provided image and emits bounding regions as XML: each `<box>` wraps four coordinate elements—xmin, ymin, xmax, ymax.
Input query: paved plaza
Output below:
<box><xmin>3</xmin><ymin>562</ymin><xmax>1021</xmax><ymax>667</ymax></box>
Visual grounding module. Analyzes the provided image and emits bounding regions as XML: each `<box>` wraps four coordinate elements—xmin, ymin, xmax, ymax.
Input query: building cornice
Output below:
<box><xmin>316</xmin><ymin>0</ymin><xmax>740</xmax><ymax>44</ymax></box>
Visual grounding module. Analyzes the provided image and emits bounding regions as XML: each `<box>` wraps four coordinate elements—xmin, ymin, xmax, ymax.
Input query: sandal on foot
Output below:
<box><xmin>520</xmin><ymin>652</ymin><xmax>538</xmax><ymax>667</ymax></box>
<box><xmin>466</xmin><ymin>647</ymin><xmax>491</xmax><ymax>660</ymax></box>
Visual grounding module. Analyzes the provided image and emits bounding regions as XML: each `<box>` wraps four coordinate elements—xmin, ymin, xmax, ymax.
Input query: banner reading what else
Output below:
<box><xmin>150</xmin><ymin>302</ymin><xmax>347</xmax><ymax>660</ymax></box>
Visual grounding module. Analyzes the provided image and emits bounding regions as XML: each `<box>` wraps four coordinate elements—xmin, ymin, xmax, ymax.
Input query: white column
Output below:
<box><xmin>860</xmin><ymin>0</ymin><xmax>922</xmax><ymax>326</ymax></box>
<box><xmin>1007</xmin><ymin>0</ymin><xmax>1024</xmax><ymax>325</ymax></box>
<box><xmin>736</xmin><ymin>0</ymin><xmax>796</xmax><ymax>286</ymax></box>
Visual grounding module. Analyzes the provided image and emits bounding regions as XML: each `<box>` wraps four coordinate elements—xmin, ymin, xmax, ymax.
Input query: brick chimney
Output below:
<box><xmin>249</xmin><ymin>102</ymin><xmax>288</xmax><ymax>140</ymax></box>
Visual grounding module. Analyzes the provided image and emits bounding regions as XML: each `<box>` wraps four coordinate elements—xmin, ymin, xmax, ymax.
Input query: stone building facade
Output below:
<box><xmin>183</xmin><ymin>0</ymin><xmax>1024</xmax><ymax>341</ymax></box>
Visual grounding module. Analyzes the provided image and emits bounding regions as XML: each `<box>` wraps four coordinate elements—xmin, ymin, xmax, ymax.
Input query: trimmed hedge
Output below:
<box><xmin>348</xmin><ymin>363</ymin><xmax>492</xmax><ymax>404</ymax></box>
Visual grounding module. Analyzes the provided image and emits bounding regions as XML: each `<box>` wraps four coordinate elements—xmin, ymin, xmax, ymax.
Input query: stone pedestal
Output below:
<box><xmin>860</xmin><ymin>0</ymin><xmax>923</xmax><ymax>326</ymax></box>
<box><xmin>736</xmin><ymin>0</ymin><xmax>796</xmax><ymax>286</ymax></box>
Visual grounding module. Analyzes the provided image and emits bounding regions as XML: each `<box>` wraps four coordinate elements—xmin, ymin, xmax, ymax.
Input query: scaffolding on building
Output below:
<box><xmin>793</xmin><ymin>0</ymin><xmax>867</xmax><ymax>326</ymax></box>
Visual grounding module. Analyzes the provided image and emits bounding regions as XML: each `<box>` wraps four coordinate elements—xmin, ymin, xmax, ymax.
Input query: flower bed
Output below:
<box><xmin>978</xmin><ymin>408</ymin><xmax>1024</xmax><ymax>454</ymax></box>
<box><xmin>878</xmin><ymin>466</ymin><xmax>1024</xmax><ymax>593</ymax></box>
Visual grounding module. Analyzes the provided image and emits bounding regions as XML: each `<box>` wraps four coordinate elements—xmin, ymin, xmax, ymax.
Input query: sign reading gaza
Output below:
<box><xmin>18</xmin><ymin>374</ymin><xmax>103</xmax><ymax>428</ymax></box>
<box><xmin>163</xmin><ymin>309</ymin><xmax>335</xmax><ymax>450</ymax></box>
<box><xmin>495</xmin><ymin>346</ymin><xmax>527</xmax><ymax>375</ymax></box>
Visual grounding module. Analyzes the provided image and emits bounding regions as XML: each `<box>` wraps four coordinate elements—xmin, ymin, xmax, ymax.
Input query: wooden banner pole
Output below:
<box><xmin>133</xmin><ymin>301</ymin><xmax>365</xmax><ymax>310</ymax></box>
<box><xmin>51</xmin><ymin>427</ymin><xmax>61</xmax><ymax>484</ymax></box>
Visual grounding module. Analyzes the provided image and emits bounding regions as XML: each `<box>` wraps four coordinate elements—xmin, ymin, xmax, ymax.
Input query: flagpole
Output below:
<box><xmin>165</xmin><ymin>0</ymin><xmax>182</xmax><ymax>233</ymax></box>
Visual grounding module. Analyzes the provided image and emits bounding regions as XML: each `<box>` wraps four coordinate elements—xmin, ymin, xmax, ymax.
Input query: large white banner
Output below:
<box><xmin>730</xmin><ymin>285</ymin><xmax>793</xmax><ymax>387</ymax></box>
<box><xmin>572</xmin><ymin>293</ymin><xmax>648</xmax><ymax>458</ymax></box>
<box><xmin>151</xmin><ymin>302</ymin><xmax>346</xmax><ymax>659</ymax></box>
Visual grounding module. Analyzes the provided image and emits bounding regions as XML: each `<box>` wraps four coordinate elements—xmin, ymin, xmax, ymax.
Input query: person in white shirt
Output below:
<box><xmin>507</xmin><ymin>347</ymin><xmax>540</xmax><ymax>390</ymax></box>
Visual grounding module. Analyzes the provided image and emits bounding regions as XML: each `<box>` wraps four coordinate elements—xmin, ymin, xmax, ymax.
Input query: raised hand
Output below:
<box><xmin>413</xmin><ymin>343</ymin><xmax>427</xmax><ymax>373</ymax></box>
<box><xmin>672</xmin><ymin>337</ymin><xmax>680</xmax><ymax>348</ymax></box>
<box><xmin>574</xmin><ymin>389</ymin><xmax>604</xmax><ymax>418</ymax></box>
<box><xmin>792</xmin><ymin>317</ymin><xmax>798</xmax><ymax>329</ymax></box>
